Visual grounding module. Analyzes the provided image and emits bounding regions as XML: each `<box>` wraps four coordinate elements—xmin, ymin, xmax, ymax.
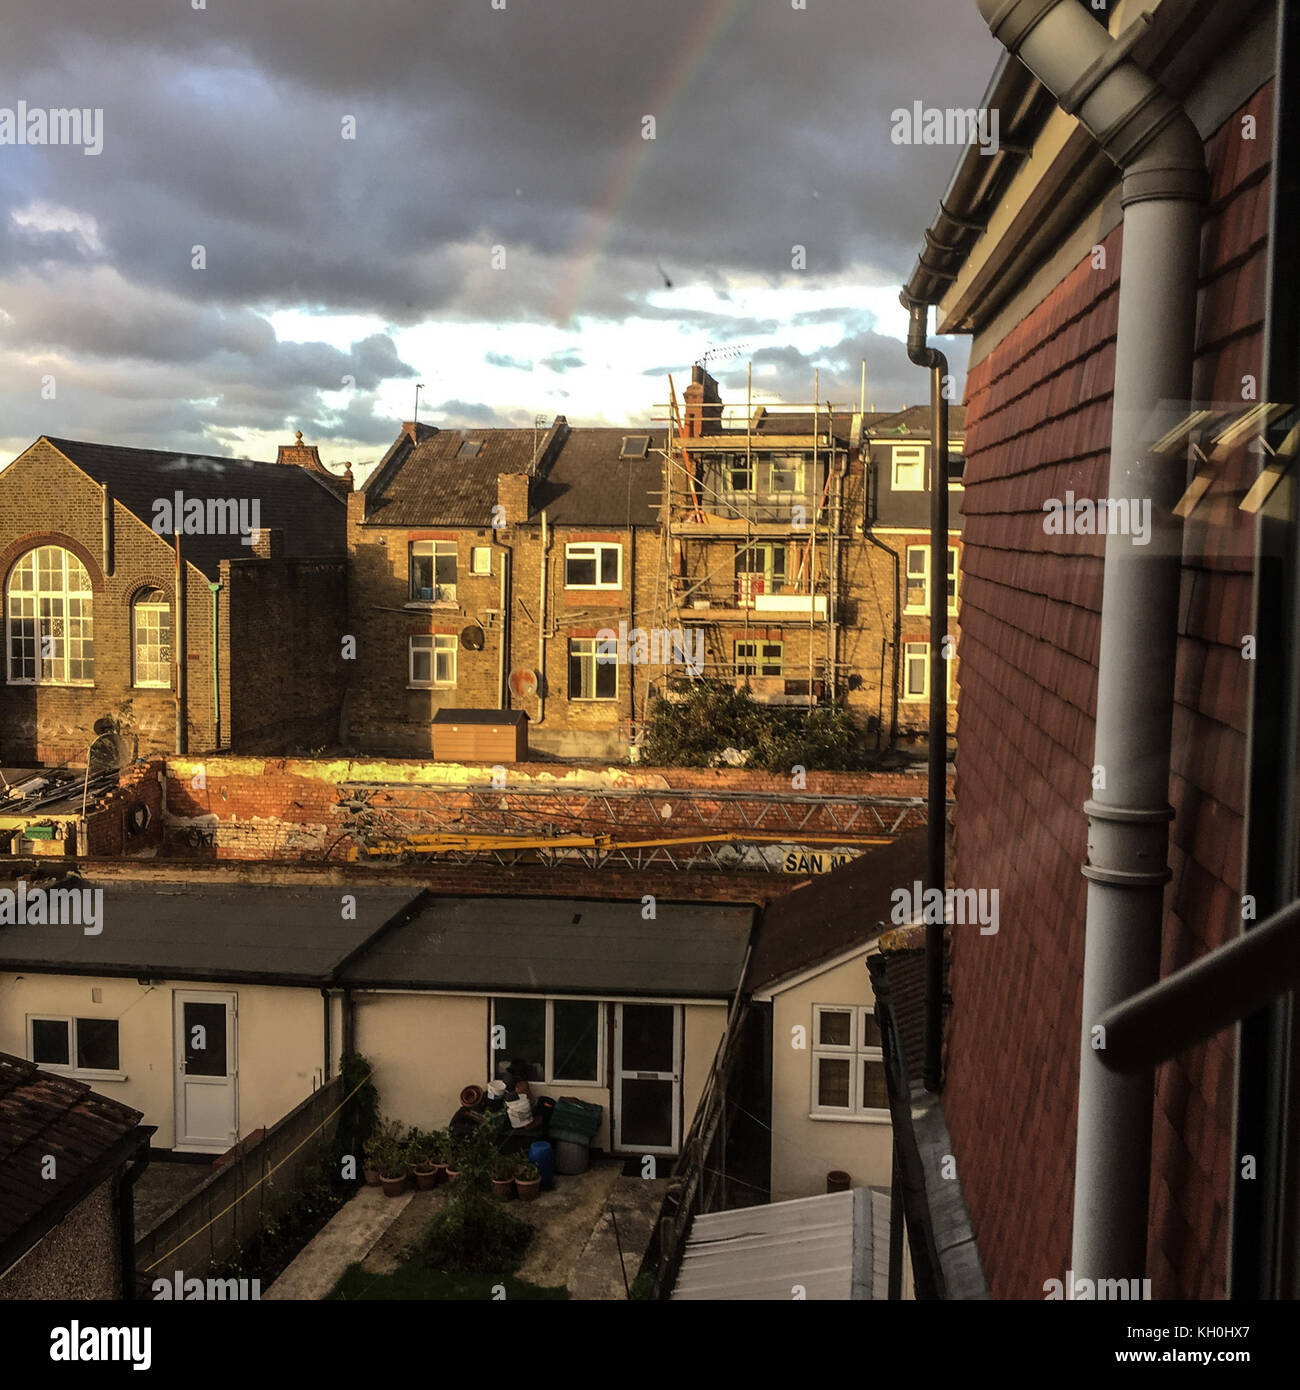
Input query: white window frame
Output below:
<box><xmin>564</xmin><ymin>542</ymin><xmax>622</xmax><ymax>590</ymax></box>
<box><xmin>408</xmin><ymin>633</ymin><xmax>457</xmax><ymax>688</ymax></box>
<box><xmin>903</xmin><ymin>640</ymin><xmax>955</xmax><ymax>704</ymax></box>
<box><xmin>891</xmin><ymin>445</ymin><xmax>926</xmax><ymax>491</ymax></box>
<box><xmin>904</xmin><ymin>545</ymin><xmax>930</xmax><ymax>614</ymax></box>
<box><xmin>6</xmin><ymin>545</ymin><xmax>95</xmax><ymax>686</ymax></box>
<box><xmin>470</xmin><ymin>546</ymin><xmax>492</xmax><ymax>576</ymax></box>
<box><xmin>810</xmin><ymin>1004</ymin><xmax>888</xmax><ymax>1120</ymax></box>
<box><xmin>132</xmin><ymin>590</ymin><xmax>171</xmax><ymax>688</ymax></box>
<box><xmin>903</xmin><ymin>640</ymin><xmax>929</xmax><ymax>702</ymax></box>
<box><xmin>409</xmin><ymin>540</ymin><xmax>458</xmax><ymax>603</ymax></box>
<box><xmin>27</xmin><ymin>1014</ymin><xmax>125</xmax><ymax>1081</ymax></box>
<box><xmin>489</xmin><ymin>997</ymin><xmax>606</xmax><ymax>1086</ymax></box>
<box><xmin>569</xmin><ymin>637</ymin><xmax>618</xmax><ymax>701</ymax></box>
<box><xmin>948</xmin><ymin>546</ymin><xmax>959</xmax><ymax>614</ymax></box>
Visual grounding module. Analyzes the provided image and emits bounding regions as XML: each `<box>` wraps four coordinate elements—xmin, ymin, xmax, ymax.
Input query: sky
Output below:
<box><xmin>0</xmin><ymin>0</ymin><xmax>1003</xmax><ymax>477</ymax></box>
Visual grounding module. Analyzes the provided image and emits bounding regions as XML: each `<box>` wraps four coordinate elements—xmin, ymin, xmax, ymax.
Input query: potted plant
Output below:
<box><xmin>362</xmin><ymin>1114</ymin><xmax>402</xmax><ymax>1187</ymax></box>
<box><xmin>444</xmin><ymin>1135</ymin><xmax>464</xmax><ymax>1184</ymax></box>
<box><xmin>491</xmin><ymin>1156</ymin><xmax>516</xmax><ymax>1200</ymax></box>
<box><xmin>407</xmin><ymin>1131</ymin><xmax>441</xmax><ymax>1190</ymax></box>
<box><xmin>514</xmin><ymin>1159</ymin><xmax>541</xmax><ymax>1202</ymax></box>
<box><xmin>376</xmin><ymin>1139</ymin><xmax>409</xmax><ymax>1198</ymax></box>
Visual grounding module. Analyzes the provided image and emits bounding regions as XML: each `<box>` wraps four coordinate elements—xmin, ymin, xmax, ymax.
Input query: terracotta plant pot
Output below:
<box><xmin>491</xmin><ymin>1177</ymin><xmax>515</xmax><ymax>1200</ymax></box>
<box><xmin>413</xmin><ymin>1166</ymin><xmax>440</xmax><ymax>1191</ymax></box>
<box><xmin>444</xmin><ymin>1168</ymin><xmax>460</xmax><ymax>1184</ymax></box>
<box><xmin>363</xmin><ymin>1164</ymin><xmax>381</xmax><ymax>1187</ymax></box>
<box><xmin>380</xmin><ymin>1172</ymin><xmax>408</xmax><ymax>1197</ymax></box>
<box><xmin>515</xmin><ymin>1177</ymin><xmax>541</xmax><ymax>1202</ymax></box>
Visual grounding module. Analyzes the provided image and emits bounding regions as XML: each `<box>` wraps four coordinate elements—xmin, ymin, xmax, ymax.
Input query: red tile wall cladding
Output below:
<box><xmin>946</xmin><ymin>83</ymin><xmax>1271</xmax><ymax>1301</ymax></box>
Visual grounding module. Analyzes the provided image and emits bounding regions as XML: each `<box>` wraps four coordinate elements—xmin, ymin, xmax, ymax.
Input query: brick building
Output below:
<box><xmin>889</xmin><ymin>0</ymin><xmax>1289</xmax><ymax>1299</ymax></box>
<box><xmin>662</xmin><ymin>366</ymin><xmax>964</xmax><ymax>741</ymax></box>
<box><xmin>0</xmin><ymin>435</ymin><xmax>348</xmax><ymax>765</ymax></box>
<box><xmin>347</xmin><ymin>419</ymin><xmax>666</xmax><ymax>759</ymax></box>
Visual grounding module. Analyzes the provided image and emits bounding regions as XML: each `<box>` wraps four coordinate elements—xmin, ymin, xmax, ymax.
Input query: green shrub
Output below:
<box><xmin>641</xmin><ymin>680</ymin><xmax>870</xmax><ymax>772</ymax></box>
<box><xmin>422</xmin><ymin>1191</ymin><xmax>534</xmax><ymax>1273</ymax></box>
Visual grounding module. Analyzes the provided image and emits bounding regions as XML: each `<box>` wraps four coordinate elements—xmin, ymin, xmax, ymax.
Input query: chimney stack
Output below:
<box><xmin>683</xmin><ymin>365</ymin><xmax>723</xmax><ymax>437</ymax></box>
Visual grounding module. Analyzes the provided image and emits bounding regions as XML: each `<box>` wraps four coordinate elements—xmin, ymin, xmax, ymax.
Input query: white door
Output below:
<box><xmin>613</xmin><ymin>1004</ymin><xmax>681</xmax><ymax>1155</ymax></box>
<box><xmin>173</xmin><ymin>991</ymin><xmax>238</xmax><ymax>1152</ymax></box>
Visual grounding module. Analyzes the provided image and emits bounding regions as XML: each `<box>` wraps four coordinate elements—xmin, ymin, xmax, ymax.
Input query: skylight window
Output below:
<box><xmin>457</xmin><ymin>440</ymin><xmax>483</xmax><ymax>460</ymax></box>
<box><xmin>620</xmin><ymin>435</ymin><xmax>650</xmax><ymax>459</ymax></box>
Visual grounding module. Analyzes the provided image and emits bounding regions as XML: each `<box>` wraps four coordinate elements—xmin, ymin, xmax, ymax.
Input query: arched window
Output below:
<box><xmin>132</xmin><ymin>588</ymin><xmax>171</xmax><ymax>688</ymax></box>
<box><xmin>6</xmin><ymin>546</ymin><xmax>94</xmax><ymax>685</ymax></box>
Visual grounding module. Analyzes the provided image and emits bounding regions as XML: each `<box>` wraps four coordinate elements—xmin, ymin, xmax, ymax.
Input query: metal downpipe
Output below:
<box><xmin>977</xmin><ymin>0</ymin><xmax>1207</xmax><ymax>1282</ymax></box>
<box><xmin>903</xmin><ymin>300</ymin><xmax>950</xmax><ymax>1094</ymax></box>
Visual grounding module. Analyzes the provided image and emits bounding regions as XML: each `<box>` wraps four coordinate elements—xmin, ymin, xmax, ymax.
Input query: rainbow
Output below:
<box><xmin>552</xmin><ymin>0</ymin><xmax>754</xmax><ymax>322</ymax></box>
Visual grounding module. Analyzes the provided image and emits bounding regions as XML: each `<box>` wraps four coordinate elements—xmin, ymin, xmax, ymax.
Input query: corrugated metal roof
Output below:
<box><xmin>0</xmin><ymin>881</ymin><xmax>422</xmax><ymax>984</ymax></box>
<box><xmin>42</xmin><ymin>437</ymin><xmax>346</xmax><ymax>579</ymax></box>
<box><xmin>339</xmin><ymin>895</ymin><xmax>754</xmax><ymax>996</ymax></box>
<box><xmin>671</xmin><ymin>1188</ymin><xmax>891</xmax><ymax>1300</ymax></box>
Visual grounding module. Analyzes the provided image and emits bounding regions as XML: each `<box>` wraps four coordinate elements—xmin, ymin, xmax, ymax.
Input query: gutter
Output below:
<box><xmin>900</xmin><ymin>303</ymin><xmax>950</xmax><ymax>1095</ymax></box>
<box><xmin>975</xmin><ymin>0</ymin><xmax>1207</xmax><ymax>1285</ymax></box>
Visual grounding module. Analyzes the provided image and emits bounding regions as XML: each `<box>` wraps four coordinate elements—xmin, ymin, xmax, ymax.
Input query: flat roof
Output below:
<box><xmin>0</xmin><ymin>881</ymin><xmax>422</xmax><ymax>985</ymax></box>
<box><xmin>431</xmin><ymin>709</ymin><xmax>528</xmax><ymax>725</ymax></box>
<box><xmin>340</xmin><ymin>895</ymin><xmax>754</xmax><ymax>997</ymax></box>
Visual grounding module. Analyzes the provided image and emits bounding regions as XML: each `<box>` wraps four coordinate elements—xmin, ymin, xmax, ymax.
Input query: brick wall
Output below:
<box><xmin>223</xmin><ymin>555</ymin><xmax>348</xmax><ymax>752</ymax></box>
<box><xmin>0</xmin><ymin>439</ymin><xmax>347</xmax><ymax>764</ymax></box>
<box><xmin>83</xmin><ymin>759</ymin><xmax>165</xmax><ymax>856</ymax></box>
<box><xmin>158</xmin><ymin>753</ymin><xmax>946</xmax><ymax>864</ymax></box>
<box><xmin>945</xmin><ymin>84</ymin><xmax>1271</xmax><ymax>1300</ymax></box>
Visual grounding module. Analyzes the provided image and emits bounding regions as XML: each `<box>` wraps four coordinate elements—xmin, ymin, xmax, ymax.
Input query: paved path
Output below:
<box><xmin>264</xmin><ymin>1164</ymin><xmax>665</xmax><ymax>1300</ymax></box>
<box><xmin>264</xmin><ymin>1185</ymin><xmax>413</xmax><ymax>1300</ymax></box>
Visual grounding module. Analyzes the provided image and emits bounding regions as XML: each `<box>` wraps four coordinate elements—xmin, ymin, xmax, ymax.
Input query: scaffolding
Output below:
<box><xmin>335</xmin><ymin>779</ymin><xmax>953</xmax><ymax>873</ymax></box>
<box><xmin>644</xmin><ymin>368</ymin><xmax>860</xmax><ymax>731</ymax></box>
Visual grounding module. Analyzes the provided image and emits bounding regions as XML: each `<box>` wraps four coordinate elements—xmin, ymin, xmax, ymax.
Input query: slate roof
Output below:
<box><xmin>0</xmin><ymin>881</ymin><xmax>423</xmax><ymax>985</ymax></box>
<box><xmin>41</xmin><ymin>437</ymin><xmax>346</xmax><ymax>580</ymax></box>
<box><xmin>747</xmin><ymin>829</ymin><xmax>928</xmax><ymax>992</ymax></box>
<box><xmin>0</xmin><ymin>1051</ymin><xmax>144</xmax><ymax>1271</ymax></box>
<box><xmin>363</xmin><ymin>426</ymin><xmax>538</xmax><ymax>528</ymax></box>
<box><xmin>339</xmin><ymin>894</ymin><xmax>755</xmax><ymax>996</ymax></box>
<box><xmin>531</xmin><ymin>427</ymin><xmax>662</xmax><ymax>527</ymax></box>
<box><xmin>361</xmin><ymin>424</ymin><xmax>662</xmax><ymax>529</ymax></box>
<box><xmin>864</xmin><ymin>405</ymin><xmax>966</xmax><ymax>440</ymax></box>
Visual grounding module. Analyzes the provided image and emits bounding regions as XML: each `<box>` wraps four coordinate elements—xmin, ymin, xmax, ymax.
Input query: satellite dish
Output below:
<box><xmin>461</xmin><ymin>624</ymin><xmax>485</xmax><ymax>651</ymax></box>
<box><xmin>509</xmin><ymin>669</ymin><xmax>538</xmax><ymax>699</ymax></box>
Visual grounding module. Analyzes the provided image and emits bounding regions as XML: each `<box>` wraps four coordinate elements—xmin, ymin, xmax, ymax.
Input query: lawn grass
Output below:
<box><xmin>328</xmin><ymin>1262</ymin><xmax>569</xmax><ymax>1301</ymax></box>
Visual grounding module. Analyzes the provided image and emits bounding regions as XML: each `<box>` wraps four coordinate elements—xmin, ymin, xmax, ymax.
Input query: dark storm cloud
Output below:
<box><xmin>0</xmin><ymin>0</ymin><xmax>999</xmax><ymax>448</ymax></box>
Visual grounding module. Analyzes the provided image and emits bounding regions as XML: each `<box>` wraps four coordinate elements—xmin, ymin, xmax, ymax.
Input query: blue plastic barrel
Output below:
<box><xmin>529</xmin><ymin>1141</ymin><xmax>556</xmax><ymax>1189</ymax></box>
